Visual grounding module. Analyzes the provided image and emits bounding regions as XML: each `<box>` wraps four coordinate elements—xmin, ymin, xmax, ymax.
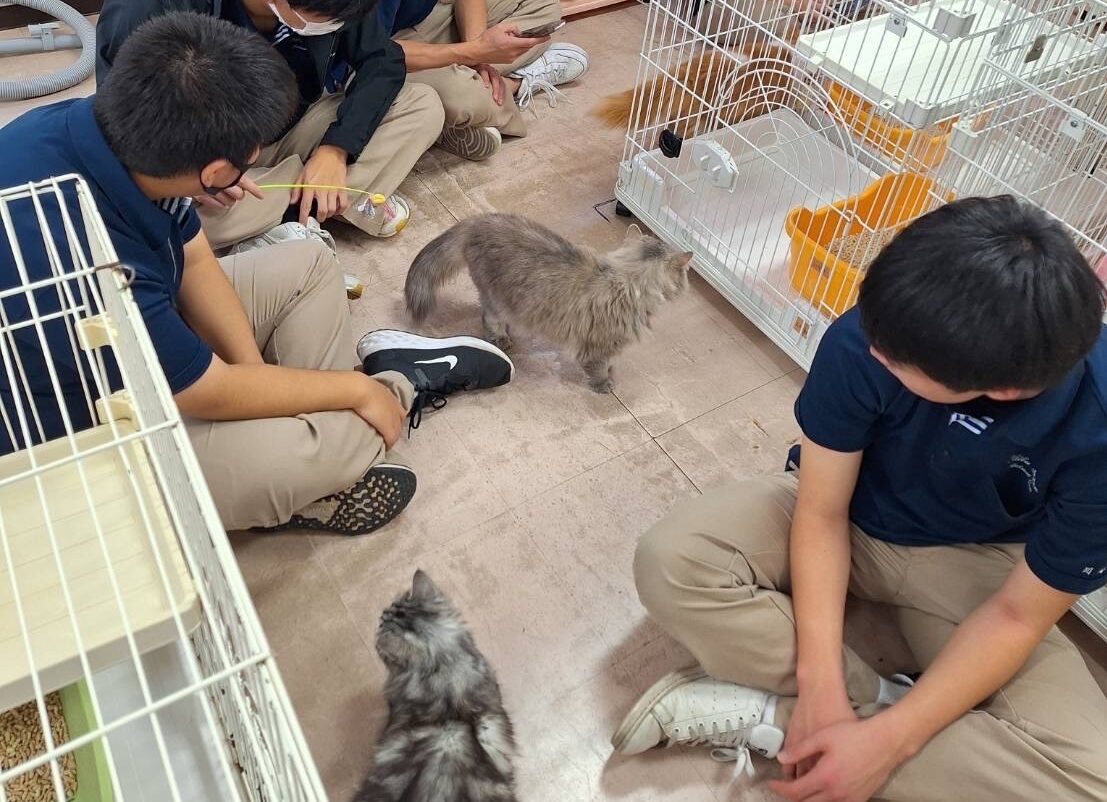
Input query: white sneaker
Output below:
<box><xmin>230</xmin><ymin>217</ymin><xmax>337</xmax><ymax>257</ymax></box>
<box><xmin>437</xmin><ymin>125</ymin><xmax>503</xmax><ymax>161</ymax></box>
<box><xmin>511</xmin><ymin>42</ymin><xmax>589</xmax><ymax>110</ymax></box>
<box><xmin>611</xmin><ymin>668</ymin><xmax>784</xmax><ymax>776</ymax></box>
<box><xmin>229</xmin><ymin>218</ymin><xmax>363</xmax><ymax>300</ymax></box>
<box><xmin>349</xmin><ymin>193</ymin><xmax>410</xmax><ymax>238</ymax></box>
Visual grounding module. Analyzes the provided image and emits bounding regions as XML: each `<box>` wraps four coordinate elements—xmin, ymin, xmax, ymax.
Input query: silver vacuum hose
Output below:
<box><xmin>0</xmin><ymin>1</ymin><xmax>95</xmax><ymax>101</ymax></box>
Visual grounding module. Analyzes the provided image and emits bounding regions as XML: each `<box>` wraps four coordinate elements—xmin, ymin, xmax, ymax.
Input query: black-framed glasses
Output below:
<box><xmin>201</xmin><ymin>164</ymin><xmax>246</xmax><ymax>197</ymax></box>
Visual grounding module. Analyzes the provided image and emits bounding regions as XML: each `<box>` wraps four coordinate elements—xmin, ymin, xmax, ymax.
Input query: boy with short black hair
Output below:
<box><xmin>97</xmin><ymin>0</ymin><xmax>444</xmax><ymax>243</ymax></box>
<box><xmin>615</xmin><ymin>196</ymin><xmax>1107</xmax><ymax>801</ymax></box>
<box><xmin>0</xmin><ymin>12</ymin><xmax>512</xmax><ymax>535</ymax></box>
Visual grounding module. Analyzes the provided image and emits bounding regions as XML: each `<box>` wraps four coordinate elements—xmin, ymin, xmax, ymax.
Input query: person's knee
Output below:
<box><xmin>634</xmin><ymin>516</ymin><xmax>699</xmax><ymax>622</ymax></box>
<box><xmin>280</xmin><ymin>238</ymin><xmax>342</xmax><ymax>294</ymax></box>
<box><xmin>435</xmin><ymin>66</ymin><xmax>495</xmax><ymax>128</ymax></box>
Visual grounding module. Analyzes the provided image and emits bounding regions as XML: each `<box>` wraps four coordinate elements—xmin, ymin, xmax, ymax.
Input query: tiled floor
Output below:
<box><xmin>3</xmin><ymin>6</ymin><xmax>1106</xmax><ymax>800</ymax></box>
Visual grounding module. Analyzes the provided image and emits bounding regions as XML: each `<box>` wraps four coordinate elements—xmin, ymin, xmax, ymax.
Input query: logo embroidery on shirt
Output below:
<box><xmin>949</xmin><ymin>412</ymin><xmax>995</xmax><ymax>434</ymax></box>
<box><xmin>1008</xmin><ymin>454</ymin><xmax>1040</xmax><ymax>495</ymax></box>
<box><xmin>1082</xmin><ymin>566</ymin><xmax>1107</xmax><ymax>576</ymax></box>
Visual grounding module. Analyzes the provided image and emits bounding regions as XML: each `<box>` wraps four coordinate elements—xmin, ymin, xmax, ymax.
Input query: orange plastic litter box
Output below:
<box><xmin>827</xmin><ymin>83</ymin><xmax>954</xmax><ymax>171</ymax></box>
<box><xmin>784</xmin><ymin>173</ymin><xmax>947</xmax><ymax>318</ymax></box>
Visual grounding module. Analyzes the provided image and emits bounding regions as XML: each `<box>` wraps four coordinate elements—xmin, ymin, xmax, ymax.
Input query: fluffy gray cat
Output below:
<box><xmin>405</xmin><ymin>213</ymin><xmax>693</xmax><ymax>392</ymax></box>
<box><xmin>354</xmin><ymin>570</ymin><xmax>518</xmax><ymax>802</ymax></box>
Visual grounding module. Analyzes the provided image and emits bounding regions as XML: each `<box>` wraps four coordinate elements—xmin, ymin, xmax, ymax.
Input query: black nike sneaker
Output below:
<box><xmin>356</xmin><ymin>330</ymin><xmax>515</xmax><ymax>431</ymax></box>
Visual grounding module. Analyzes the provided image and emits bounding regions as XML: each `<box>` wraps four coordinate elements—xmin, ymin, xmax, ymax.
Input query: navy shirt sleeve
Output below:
<box><xmin>794</xmin><ymin>311</ymin><xmax>888</xmax><ymax>453</ymax></box>
<box><xmin>130</xmin><ymin>275</ymin><xmax>212</xmax><ymax>393</ymax></box>
<box><xmin>180</xmin><ymin>206</ymin><xmax>201</xmax><ymax>243</ymax></box>
<box><xmin>1025</xmin><ymin>452</ymin><xmax>1107</xmax><ymax>595</ymax></box>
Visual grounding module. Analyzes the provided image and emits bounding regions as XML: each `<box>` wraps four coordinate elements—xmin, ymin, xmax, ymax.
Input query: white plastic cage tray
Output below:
<box><xmin>618</xmin><ymin>107</ymin><xmax>876</xmax><ymax>366</ymax></box>
<box><xmin>797</xmin><ymin>0</ymin><xmax>1101</xmax><ymax>128</ymax></box>
<box><xmin>0</xmin><ymin>420</ymin><xmax>200</xmax><ymax>711</ymax></box>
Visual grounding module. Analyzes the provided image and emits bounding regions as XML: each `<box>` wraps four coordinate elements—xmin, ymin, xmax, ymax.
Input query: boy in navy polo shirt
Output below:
<box><xmin>614</xmin><ymin>196</ymin><xmax>1107</xmax><ymax>800</ymax></box>
<box><xmin>0</xmin><ymin>13</ymin><xmax>513</xmax><ymax>535</ymax></box>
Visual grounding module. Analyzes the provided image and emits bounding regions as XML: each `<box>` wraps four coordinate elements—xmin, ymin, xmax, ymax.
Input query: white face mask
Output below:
<box><xmin>268</xmin><ymin>3</ymin><xmax>343</xmax><ymax>35</ymax></box>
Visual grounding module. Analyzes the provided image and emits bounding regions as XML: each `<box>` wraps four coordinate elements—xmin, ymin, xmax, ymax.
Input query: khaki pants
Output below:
<box><xmin>201</xmin><ymin>84</ymin><xmax>445</xmax><ymax>248</ymax></box>
<box><xmin>395</xmin><ymin>0</ymin><xmax>561</xmax><ymax>138</ymax></box>
<box><xmin>634</xmin><ymin>473</ymin><xmax>1107</xmax><ymax>801</ymax></box>
<box><xmin>185</xmin><ymin>240</ymin><xmax>414</xmax><ymax>530</ymax></box>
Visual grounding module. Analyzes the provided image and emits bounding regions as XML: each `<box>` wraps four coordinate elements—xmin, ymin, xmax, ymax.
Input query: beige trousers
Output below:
<box><xmin>395</xmin><ymin>0</ymin><xmax>562</xmax><ymax>137</ymax></box>
<box><xmin>185</xmin><ymin>240</ymin><xmax>414</xmax><ymax>530</ymax></box>
<box><xmin>635</xmin><ymin>473</ymin><xmax>1107</xmax><ymax>801</ymax></box>
<box><xmin>201</xmin><ymin>84</ymin><xmax>445</xmax><ymax>248</ymax></box>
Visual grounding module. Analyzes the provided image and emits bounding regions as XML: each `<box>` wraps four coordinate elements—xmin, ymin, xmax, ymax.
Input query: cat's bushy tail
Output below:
<box><xmin>405</xmin><ymin>224</ymin><xmax>470</xmax><ymax>323</ymax></box>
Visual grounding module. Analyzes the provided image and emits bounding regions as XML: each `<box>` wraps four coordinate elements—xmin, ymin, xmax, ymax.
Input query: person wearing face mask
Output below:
<box><xmin>96</xmin><ymin>0</ymin><xmax>446</xmax><ymax>242</ymax></box>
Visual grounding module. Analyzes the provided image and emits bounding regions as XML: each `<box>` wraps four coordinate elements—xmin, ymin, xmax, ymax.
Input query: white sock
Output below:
<box><xmin>876</xmin><ymin>674</ymin><xmax>912</xmax><ymax>706</ymax></box>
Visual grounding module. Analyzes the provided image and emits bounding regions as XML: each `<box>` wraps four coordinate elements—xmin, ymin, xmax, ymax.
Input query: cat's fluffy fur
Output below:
<box><xmin>405</xmin><ymin>213</ymin><xmax>692</xmax><ymax>392</ymax></box>
<box><xmin>354</xmin><ymin>571</ymin><xmax>518</xmax><ymax>802</ymax></box>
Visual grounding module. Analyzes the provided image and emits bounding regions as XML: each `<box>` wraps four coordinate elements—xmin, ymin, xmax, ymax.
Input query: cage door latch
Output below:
<box><xmin>690</xmin><ymin>140</ymin><xmax>738</xmax><ymax>191</ymax></box>
<box><xmin>76</xmin><ymin>314</ymin><xmax>117</xmax><ymax>351</ymax></box>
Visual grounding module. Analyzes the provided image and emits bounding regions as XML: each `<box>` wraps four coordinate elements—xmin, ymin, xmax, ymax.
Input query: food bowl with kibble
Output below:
<box><xmin>784</xmin><ymin>173</ymin><xmax>949</xmax><ymax>317</ymax></box>
<box><xmin>1</xmin><ymin>682</ymin><xmax>114</xmax><ymax>802</ymax></box>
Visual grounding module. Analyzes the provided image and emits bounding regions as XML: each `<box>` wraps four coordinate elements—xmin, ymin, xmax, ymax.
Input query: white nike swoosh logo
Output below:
<box><xmin>414</xmin><ymin>355</ymin><xmax>458</xmax><ymax>369</ymax></box>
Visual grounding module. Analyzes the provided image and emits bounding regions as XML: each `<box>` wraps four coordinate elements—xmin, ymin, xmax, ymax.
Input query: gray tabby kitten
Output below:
<box><xmin>405</xmin><ymin>213</ymin><xmax>693</xmax><ymax>392</ymax></box>
<box><xmin>354</xmin><ymin>570</ymin><xmax>518</xmax><ymax>802</ymax></box>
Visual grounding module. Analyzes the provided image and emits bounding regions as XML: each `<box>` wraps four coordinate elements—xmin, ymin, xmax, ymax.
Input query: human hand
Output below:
<box><xmin>782</xmin><ymin>685</ymin><xmax>855</xmax><ymax>779</ymax></box>
<box><xmin>769</xmin><ymin>714</ymin><xmax>909</xmax><ymax>802</ymax></box>
<box><xmin>472</xmin><ymin>22</ymin><xmax>546</xmax><ymax>64</ymax></box>
<box><xmin>292</xmin><ymin>145</ymin><xmax>349</xmax><ymax>225</ymax></box>
<box><xmin>475</xmin><ymin>63</ymin><xmax>506</xmax><ymax>105</ymax></box>
<box><xmin>351</xmin><ymin>374</ymin><xmax>406</xmax><ymax>448</ymax></box>
<box><xmin>193</xmin><ymin>175</ymin><xmax>264</xmax><ymax>210</ymax></box>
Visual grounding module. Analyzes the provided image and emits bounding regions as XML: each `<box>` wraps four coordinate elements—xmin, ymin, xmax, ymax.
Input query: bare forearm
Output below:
<box><xmin>397</xmin><ymin>38</ymin><xmax>480</xmax><ymax>70</ymax></box>
<box><xmin>454</xmin><ymin>0</ymin><xmax>488</xmax><ymax>41</ymax></box>
<box><xmin>176</xmin><ymin>361</ymin><xmax>363</xmax><ymax>421</ymax></box>
<box><xmin>792</xmin><ymin>506</ymin><xmax>852</xmax><ymax>691</ymax></box>
<box><xmin>179</xmin><ymin>233</ymin><xmax>263</xmax><ymax>365</ymax></box>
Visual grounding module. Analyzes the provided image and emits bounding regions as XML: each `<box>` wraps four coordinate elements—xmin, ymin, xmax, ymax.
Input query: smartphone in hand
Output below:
<box><xmin>518</xmin><ymin>20</ymin><xmax>565</xmax><ymax>37</ymax></box>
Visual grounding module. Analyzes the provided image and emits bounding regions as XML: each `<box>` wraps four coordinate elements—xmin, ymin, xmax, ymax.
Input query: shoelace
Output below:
<box><xmin>407</xmin><ymin>390</ymin><xmax>448</xmax><ymax>434</ymax></box>
<box><xmin>669</xmin><ymin>719</ymin><xmax>757</xmax><ymax>778</ymax></box>
<box><xmin>515</xmin><ymin>75</ymin><xmax>570</xmax><ymax>113</ymax></box>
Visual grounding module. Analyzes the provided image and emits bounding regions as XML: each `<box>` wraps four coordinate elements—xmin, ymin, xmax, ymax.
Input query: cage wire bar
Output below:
<box><xmin>0</xmin><ymin>175</ymin><xmax>326</xmax><ymax>802</ymax></box>
<box><xmin>614</xmin><ymin>0</ymin><xmax>1107</xmax><ymax>639</ymax></box>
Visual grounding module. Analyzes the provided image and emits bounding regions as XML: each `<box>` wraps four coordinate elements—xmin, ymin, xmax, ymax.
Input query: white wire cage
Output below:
<box><xmin>613</xmin><ymin>0</ymin><xmax>1107</xmax><ymax>640</ymax></box>
<box><xmin>0</xmin><ymin>176</ymin><xmax>326</xmax><ymax>802</ymax></box>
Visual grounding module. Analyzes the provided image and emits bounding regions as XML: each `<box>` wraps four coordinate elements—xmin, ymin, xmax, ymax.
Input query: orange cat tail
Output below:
<box><xmin>591</xmin><ymin>89</ymin><xmax>637</xmax><ymax>129</ymax></box>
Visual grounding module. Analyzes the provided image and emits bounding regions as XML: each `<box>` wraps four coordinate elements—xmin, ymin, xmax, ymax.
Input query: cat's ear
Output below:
<box><xmin>411</xmin><ymin>570</ymin><xmax>441</xmax><ymax>601</ymax></box>
<box><xmin>669</xmin><ymin>251</ymin><xmax>694</xmax><ymax>271</ymax></box>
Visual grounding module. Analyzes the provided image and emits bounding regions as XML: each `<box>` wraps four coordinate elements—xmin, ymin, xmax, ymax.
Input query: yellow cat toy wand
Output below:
<box><xmin>256</xmin><ymin>183</ymin><xmax>387</xmax><ymax>206</ymax></box>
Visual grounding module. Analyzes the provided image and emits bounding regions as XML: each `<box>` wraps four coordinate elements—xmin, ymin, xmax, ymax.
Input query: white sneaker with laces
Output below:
<box><xmin>229</xmin><ymin>218</ymin><xmax>362</xmax><ymax>299</ymax></box>
<box><xmin>611</xmin><ymin>668</ymin><xmax>784</xmax><ymax>777</ymax></box>
<box><xmin>349</xmin><ymin>193</ymin><xmax>410</xmax><ymax>238</ymax></box>
<box><xmin>511</xmin><ymin>42</ymin><xmax>589</xmax><ymax>111</ymax></box>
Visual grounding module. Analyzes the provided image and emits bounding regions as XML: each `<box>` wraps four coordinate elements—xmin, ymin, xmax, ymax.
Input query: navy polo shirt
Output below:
<box><xmin>795</xmin><ymin>308</ymin><xmax>1107</xmax><ymax>595</ymax></box>
<box><xmin>377</xmin><ymin>0</ymin><xmax>437</xmax><ymax>35</ymax></box>
<box><xmin>0</xmin><ymin>98</ymin><xmax>212</xmax><ymax>454</ymax></box>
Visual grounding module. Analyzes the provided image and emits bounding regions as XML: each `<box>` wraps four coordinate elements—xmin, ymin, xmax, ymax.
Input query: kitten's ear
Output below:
<box><xmin>669</xmin><ymin>251</ymin><xmax>694</xmax><ymax>271</ymax></box>
<box><xmin>411</xmin><ymin>570</ymin><xmax>441</xmax><ymax>601</ymax></box>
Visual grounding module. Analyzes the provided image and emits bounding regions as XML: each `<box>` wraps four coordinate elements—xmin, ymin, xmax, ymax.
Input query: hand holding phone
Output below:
<box><xmin>473</xmin><ymin>21</ymin><xmax>558</xmax><ymax>64</ymax></box>
<box><xmin>518</xmin><ymin>20</ymin><xmax>565</xmax><ymax>37</ymax></box>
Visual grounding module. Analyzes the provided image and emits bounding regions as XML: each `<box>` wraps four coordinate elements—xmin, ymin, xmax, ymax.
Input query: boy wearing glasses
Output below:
<box><xmin>0</xmin><ymin>13</ymin><xmax>513</xmax><ymax>535</ymax></box>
